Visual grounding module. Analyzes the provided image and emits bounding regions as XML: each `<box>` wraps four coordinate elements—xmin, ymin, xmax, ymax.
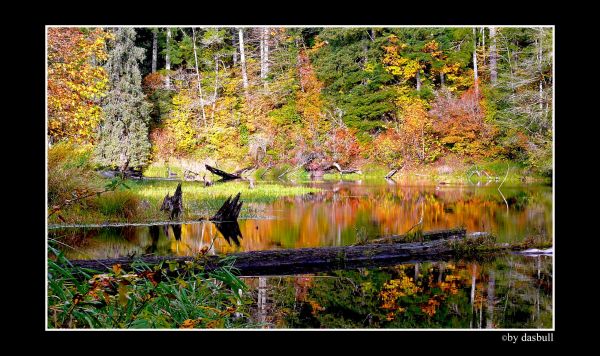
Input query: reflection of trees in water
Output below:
<box><xmin>52</xmin><ymin>183</ymin><xmax>552</xmax><ymax>257</ymax></box>
<box><xmin>57</xmin><ymin>226</ymin><xmax>145</xmax><ymax>260</ymax></box>
<box><xmin>244</xmin><ymin>255</ymin><xmax>552</xmax><ymax>328</ymax></box>
<box><xmin>261</xmin><ymin>184</ymin><xmax>552</xmax><ymax>246</ymax></box>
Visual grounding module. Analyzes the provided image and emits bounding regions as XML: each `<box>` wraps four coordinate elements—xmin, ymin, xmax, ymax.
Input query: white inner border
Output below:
<box><xmin>45</xmin><ymin>24</ymin><xmax>556</xmax><ymax>332</ymax></box>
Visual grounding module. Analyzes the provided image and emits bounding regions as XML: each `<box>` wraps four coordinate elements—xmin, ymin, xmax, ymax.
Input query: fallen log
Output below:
<box><xmin>67</xmin><ymin>230</ymin><xmax>540</xmax><ymax>276</ymax></box>
<box><xmin>327</xmin><ymin>162</ymin><xmax>361</xmax><ymax>174</ymax></box>
<box><xmin>385</xmin><ymin>165</ymin><xmax>404</xmax><ymax>179</ymax></box>
<box><xmin>70</xmin><ymin>238</ymin><xmax>462</xmax><ymax>275</ymax></box>
<box><xmin>233</xmin><ymin>165</ymin><xmax>256</xmax><ymax>176</ymax></box>
<box><xmin>367</xmin><ymin>228</ymin><xmax>466</xmax><ymax>244</ymax></box>
<box><xmin>205</xmin><ymin>164</ymin><xmax>241</xmax><ymax>181</ymax></box>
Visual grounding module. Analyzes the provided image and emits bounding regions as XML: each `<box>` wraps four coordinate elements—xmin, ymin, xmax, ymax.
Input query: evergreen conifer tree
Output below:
<box><xmin>95</xmin><ymin>28</ymin><xmax>151</xmax><ymax>171</ymax></box>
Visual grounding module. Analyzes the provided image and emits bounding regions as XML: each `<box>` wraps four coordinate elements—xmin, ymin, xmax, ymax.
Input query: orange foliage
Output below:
<box><xmin>142</xmin><ymin>72</ymin><xmax>165</xmax><ymax>94</ymax></box>
<box><xmin>324</xmin><ymin>126</ymin><xmax>361</xmax><ymax>166</ymax></box>
<box><xmin>149</xmin><ymin>127</ymin><xmax>177</xmax><ymax>160</ymax></box>
<box><xmin>429</xmin><ymin>88</ymin><xmax>499</xmax><ymax>158</ymax></box>
<box><xmin>296</xmin><ymin>51</ymin><xmax>327</xmax><ymax>147</ymax></box>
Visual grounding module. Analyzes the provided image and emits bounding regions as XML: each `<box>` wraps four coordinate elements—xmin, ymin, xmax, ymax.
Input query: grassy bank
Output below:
<box><xmin>318</xmin><ymin>160</ymin><xmax>548</xmax><ymax>184</ymax></box>
<box><xmin>146</xmin><ymin>157</ymin><xmax>550</xmax><ymax>185</ymax></box>
<box><xmin>48</xmin><ymin>144</ymin><xmax>321</xmax><ymax>226</ymax></box>
<box><xmin>49</xmin><ymin>180</ymin><xmax>321</xmax><ymax>225</ymax></box>
<box><xmin>48</xmin><ymin>245</ymin><xmax>257</xmax><ymax>329</ymax></box>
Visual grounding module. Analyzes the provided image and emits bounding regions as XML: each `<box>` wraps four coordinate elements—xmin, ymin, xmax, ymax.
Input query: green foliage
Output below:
<box><xmin>269</xmin><ymin>101</ymin><xmax>301</xmax><ymax>125</ymax></box>
<box><xmin>92</xmin><ymin>190</ymin><xmax>139</xmax><ymax>219</ymax></box>
<box><xmin>95</xmin><ymin>28</ymin><xmax>152</xmax><ymax>171</ymax></box>
<box><xmin>47</xmin><ymin>245</ymin><xmax>254</xmax><ymax>329</ymax></box>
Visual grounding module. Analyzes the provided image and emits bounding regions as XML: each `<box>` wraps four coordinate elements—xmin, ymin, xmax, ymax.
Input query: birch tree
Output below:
<box><xmin>473</xmin><ymin>27</ymin><xmax>478</xmax><ymax>97</ymax></box>
<box><xmin>489</xmin><ymin>26</ymin><xmax>497</xmax><ymax>86</ymax></box>
<box><xmin>151</xmin><ymin>28</ymin><xmax>158</xmax><ymax>73</ymax></box>
<box><xmin>191</xmin><ymin>27</ymin><xmax>207</xmax><ymax>126</ymax></box>
<box><xmin>238</xmin><ymin>28</ymin><xmax>249</xmax><ymax>94</ymax></box>
<box><xmin>165</xmin><ymin>28</ymin><xmax>171</xmax><ymax>89</ymax></box>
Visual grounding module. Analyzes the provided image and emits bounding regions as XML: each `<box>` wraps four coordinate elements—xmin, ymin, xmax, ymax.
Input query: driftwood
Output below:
<box><xmin>99</xmin><ymin>168</ymin><xmax>142</xmax><ymax>179</ymax></box>
<box><xmin>328</xmin><ymin>162</ymin><xmax>361</xmax><ymax>174</ymax></box>
<box><xmin>385</xmin><ymin>165</ymin><xmax>404</xmax><ymax>179</ymax></box>
<box><xmin>233</xmin><ymin>165</ymin><xmax>255</xmax><ymax>176</ymax></box>
<box><xmin>205</xmin><ymin>164</ymin><xmax>242</xmax><ymax>181</ymax></box>
<box><xmin>160</xmin><ymin>183</ymin><xmax>183</xmax><ymax>220</ymax></box>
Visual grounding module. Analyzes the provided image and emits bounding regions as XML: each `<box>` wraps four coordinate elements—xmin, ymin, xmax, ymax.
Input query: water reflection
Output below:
<box><xmin>50</xmin><ymin>181</ymin><xmax>552</xmax><ymax>259</ymax></box>
<box><xmin>214</xmin><ymin>221</ymin><xmax>243</xmax><ymax>247</ymax></box>
<box><xmin>241</xmin><ymin>254</ymin><xmax>552</xmax><ymax>329</ymax></box>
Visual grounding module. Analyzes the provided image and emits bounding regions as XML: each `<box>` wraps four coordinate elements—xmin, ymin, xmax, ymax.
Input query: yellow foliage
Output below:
<box><xmin>48</xmin><ymin>28</ymin><xmax>112</xmax><ymax>144</ymax></box>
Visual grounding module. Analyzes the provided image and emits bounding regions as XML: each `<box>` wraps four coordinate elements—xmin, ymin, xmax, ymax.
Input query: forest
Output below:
<box><xmin>47</xmin><ymin>26</ymin><xmax>553</xmax><ymax>330</ymax></box>
<box><xmin>48</xmin><ymin>26</ymin><xmax>552</xmax><ymax>180</ymax></box>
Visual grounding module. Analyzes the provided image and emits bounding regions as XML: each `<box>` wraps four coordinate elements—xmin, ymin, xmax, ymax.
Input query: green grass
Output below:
<box><xmin>143</xmin><ymin>163</ymin><xmax>184</xmax><ymax>178</ymax></box>
<box><xmin>47</xmin><ymin>244</ymin><xmax>259</xmax><ymax>329</ymax></box>
<box><xmin>49</xmin><ymin>179</ymin><xmax>321</xmax><ymax>225</ymax></box>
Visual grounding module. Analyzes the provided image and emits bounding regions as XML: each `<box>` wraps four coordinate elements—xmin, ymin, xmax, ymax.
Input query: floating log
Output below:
<box><xmin>205</xmin><ymin>164</ymin><xmax>241</xmax><ymax>181</ymax></box>
<box><xmin>368</xmin><ymin>228</ymin><xmax>466</xmax><ymax>244</ymax></box>
<box><xmin>66</xmin><ymin>229</ymin><xmax>535</xmax><ymax>276</ymax></box>
<box><xmin>70</xmin><ymin>238</ymin><xmax>461</xmax><ymax>275</ymax></box>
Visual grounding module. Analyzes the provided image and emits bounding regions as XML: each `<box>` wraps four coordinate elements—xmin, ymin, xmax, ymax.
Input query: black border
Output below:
<box><xmin>11</xmin><ymin>4</ymin><xmax>579</xmax><ymax>348</ymax></box>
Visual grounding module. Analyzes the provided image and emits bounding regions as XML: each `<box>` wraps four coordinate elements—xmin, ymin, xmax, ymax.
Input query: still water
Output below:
<box><xmin>240</xmin><ymin>255</ymin><xmax>552</xmax><ymax>329</ymax></box>
<box><xmin>50</xmin><ymin>180</ymin><xmax>552</xmax><ymax>259</ymax></box>
<box><xmin>49</xmin><ymin>180</ymin><xmax>552</xmax><ymax>329</ymax></box>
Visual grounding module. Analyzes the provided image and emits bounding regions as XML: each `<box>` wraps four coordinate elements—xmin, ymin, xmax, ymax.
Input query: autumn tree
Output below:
<box><xmin>429</xmin><ymin>88</ymin><xmax>498</xmax><ymax>158</ymax></box>
<box><xmin>95</xmin><ymin>28</ymin><xmax>152</xmax><ymax>171</ymax></box>
<box><xmin>47</xmin><ymin>27</ymin><xmax>112</xmax><ymax>144</ymax></box>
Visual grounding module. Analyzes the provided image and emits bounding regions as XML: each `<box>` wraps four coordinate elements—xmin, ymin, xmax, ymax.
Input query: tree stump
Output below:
<box><xmin>160</xmin><ymin>183</ymin><xmax>183</xmax><ymax>219</ymax></box>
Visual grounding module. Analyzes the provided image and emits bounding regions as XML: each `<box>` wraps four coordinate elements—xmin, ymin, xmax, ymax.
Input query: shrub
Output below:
<box><xmin>48</xmin><ymin>142</ymin><xmax>99</xmax><ymax>206</ymax></box>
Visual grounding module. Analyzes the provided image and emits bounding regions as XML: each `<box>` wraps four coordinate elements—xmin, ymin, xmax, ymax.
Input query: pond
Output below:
<box><xmin>240</xmin><ymin>255</ymin><xmax>552</xmax><ymax>329</ymax></box>
<box><xmin>48</xmin><ymin>179</ymin><xmax>552</xmax><ymax>329</ymax></box>
<box><xmin>50</xmin><ymin>180</ymin><xmax>552</xmax><ymax>259</ymax></box>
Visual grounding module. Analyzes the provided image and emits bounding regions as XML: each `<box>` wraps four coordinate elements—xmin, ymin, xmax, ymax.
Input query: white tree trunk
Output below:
<box><xmin>232</xmin><ymin>28</ymin><xmax>238</xmax><ymax>67</ymax></box>
<box><xmin>165</xmin><ymin>28</ymin><xmax>171</xmax><ymax>89</ymax></box>
<box><xmin>211</xmin><ymin>55</ymin><xmax>219</xmax><ymax>124</ymax></box>
<box><xmin>538</xmin><ymin>27</ymin><xmax>544</xmax><ymax>114</ymax></box>
<box><xmin>489</xmin><ymin>27</ymin><xmax>497</xmax><ymax>86</ymax></box>
<box><xmin>416</xmin><ymin>70</ymin><xmax>421</xmax><ymax>91</ymax></box>
<box><xmin>239</xmin><ymin>28</ymin><xmax>249</xmax><ymax>93</ymax></box>
<box><xmin>260</xmin><ymin>29</ymin><xmax>264</xmax><ymax>79</ymax></box>
<box><xmin>191</xmin><ymin>28</ymin><xmax>207</xmax><ymax>126</ymax></box>
<box><xmin>264</xmin><ymin>27</ymin><xmax>269</xmax><ymax>81</ymax></box>
<box><xmin>481</xmin><ymin>27</ymin><xmax>486</xmax><ymax>65</ymax></box>
<box><xmin>152</xmin><ymin>29</ymin><xmax>158</xmax><ymax>73</ymax></box>
<box><xmin>473</xmin><ymin>28</ymin><xmax>478</xmax><ymax>96</ymax></box>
